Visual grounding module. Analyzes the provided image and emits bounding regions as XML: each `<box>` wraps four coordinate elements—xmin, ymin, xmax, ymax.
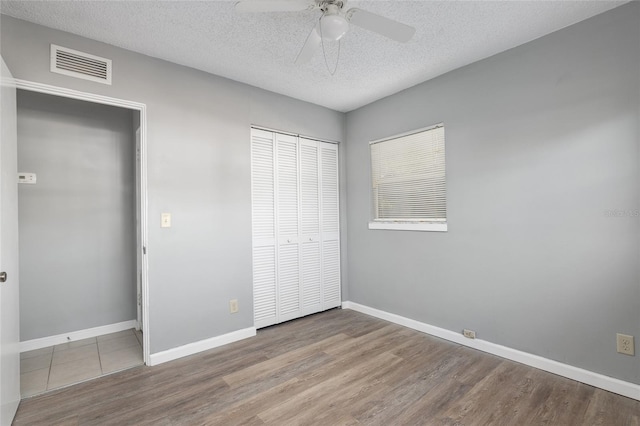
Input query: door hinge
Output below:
<box><xmin>143</xmin><ymin>246</ymin><xmax>147</xmax><ymax>255</ymax></box>
<box><xmin>137</xmin><ymin>293</ymin><xmax>142</xmax><ymax>306</ymax></box>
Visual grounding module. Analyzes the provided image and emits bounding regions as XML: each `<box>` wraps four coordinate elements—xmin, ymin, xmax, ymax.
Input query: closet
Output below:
<box><xmin>251</xmin><ymin>128</ymin><xmax>341</xmax><ymax>328</ymax></box>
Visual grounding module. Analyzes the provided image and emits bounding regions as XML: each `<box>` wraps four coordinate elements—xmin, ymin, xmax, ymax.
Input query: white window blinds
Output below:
<box><xmin>370</xmin><ymin>124</ymin><xmax>446</xmax><ymax>222</ymax></box>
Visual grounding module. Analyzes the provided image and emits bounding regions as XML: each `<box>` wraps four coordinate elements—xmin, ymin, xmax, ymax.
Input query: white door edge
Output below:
<box><xmin>0</xmin><ymin>56</ymin><xmax>21</xmax><ymax>426</ymax></box>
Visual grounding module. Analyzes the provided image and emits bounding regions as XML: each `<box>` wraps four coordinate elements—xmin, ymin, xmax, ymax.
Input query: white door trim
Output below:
<box><xmin>1</xmin><ymin>56</ymin><xmax>21</xmax><ymax>426</ymax></box>
<box><xmin>14</xmin><ymin>79</ymin><xmax>151</xmax><ymax>365</ymax></box>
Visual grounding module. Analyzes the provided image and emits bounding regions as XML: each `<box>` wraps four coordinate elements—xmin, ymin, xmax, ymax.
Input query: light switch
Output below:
<box><xmin>161</xmin><ymin>213</ymin><xmax>171</xmax><ymax>228</ymax></box>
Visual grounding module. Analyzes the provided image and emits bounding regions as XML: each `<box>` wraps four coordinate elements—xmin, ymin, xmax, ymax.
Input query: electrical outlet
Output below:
<box><xmin>616</xmin><ymin>333</ymin><xmax>634</xmax><ymax>356</ymax></box>
<box><xmin>229</xmin><ymin>299</ymin><xmax>239</xmax><ymax>314</ymax></box>
<box><xmin>463</xmin><ymin>329</ymin><xmax>476</xmax><ymax>339</ymax></box>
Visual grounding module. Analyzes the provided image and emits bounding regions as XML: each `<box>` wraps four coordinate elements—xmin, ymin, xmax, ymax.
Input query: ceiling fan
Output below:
<box><xmin>235</xmin><ymin>0</ymin><xmax>416</xmax><ymax>66</ymax></box>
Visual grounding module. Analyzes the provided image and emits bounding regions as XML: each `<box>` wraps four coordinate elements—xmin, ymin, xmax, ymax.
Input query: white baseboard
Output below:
<box><xmin>148</xmin><ymin>327</ymin><xmax>256</xmax><ymax>366</ymax></box>
<box><xmin>20</xmin><ymin>320</ymin><xmax>138</xmax><ymax>353</ymax></box>
<box><xmin>342</xmin><ymin>301</ymin><xmax>640</xmax><ymax>401</ymax></box>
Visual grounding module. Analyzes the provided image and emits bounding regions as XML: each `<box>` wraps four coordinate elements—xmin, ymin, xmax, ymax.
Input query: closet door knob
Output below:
<box><xmin>0</xmin><ymin>271</ymin><xmax>7</xmax><ymax>283</ymax></box>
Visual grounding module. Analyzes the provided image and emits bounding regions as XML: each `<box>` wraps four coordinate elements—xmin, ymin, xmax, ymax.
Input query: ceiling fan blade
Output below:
<box><xmin>295</xmin><ymin>23</ymin><xmax>321</xmax><ymax>64</ymax></box>
<box><xmin>235</xmin><ymin>0</ymin><xmax>314</xmax><ymax>13</ymax></box>
<box><xmin>347</xmin><ymin>8</ymin><xmax>415</xmax><ymax>43</ymax></box>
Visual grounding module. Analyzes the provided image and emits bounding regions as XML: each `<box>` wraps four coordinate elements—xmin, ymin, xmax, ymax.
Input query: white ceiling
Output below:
<box><xmin>0</xmin><ymin>0</ymin><xmax>628</xmax><ymax>112</ymax></box>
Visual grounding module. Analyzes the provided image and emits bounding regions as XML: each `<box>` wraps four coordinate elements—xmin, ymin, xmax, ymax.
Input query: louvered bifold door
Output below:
<box><xmin>276</xmin><ymin>133</ymin><xmax>302</xmax><ymax>323</ymax></box>
<box><xmin>319</xmin><ymin>142</ymin><xmax>341</xmax><ymax>309</ymax></box>
<box><xmin>251</xmin><ymin>129</ymin><xmax>277</xmax><ymax>328</ymax></box>
<box><xmin>299</xmin><ymin>139</ymin><xmax>322</xmax><ymax>315</ymax></box>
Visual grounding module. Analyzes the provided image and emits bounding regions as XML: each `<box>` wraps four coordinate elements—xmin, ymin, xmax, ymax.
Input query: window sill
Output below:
<box><xmin>368</xmin><ymin>222</ymin><xmax>448</xmax><ymax>232</ymax></box>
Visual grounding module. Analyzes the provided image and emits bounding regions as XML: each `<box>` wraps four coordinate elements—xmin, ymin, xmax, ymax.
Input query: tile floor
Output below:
<box><xmin>20</xmin><ymin>328</ymin><xmax>143</xmax><ymax>398</ymax></box>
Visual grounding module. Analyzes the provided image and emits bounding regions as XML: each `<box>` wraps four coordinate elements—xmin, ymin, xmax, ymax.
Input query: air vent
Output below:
<box><xmin>50</xmin><ymin>44</ymin><xmax>112</xmax><ymax>85</ymax></box>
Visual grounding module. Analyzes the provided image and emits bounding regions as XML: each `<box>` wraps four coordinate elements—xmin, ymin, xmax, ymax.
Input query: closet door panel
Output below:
<box><xmin>299</xmin><ymin>139</ymin><xmax>322</xmax><ymax>314</ymax></box>
<box><xmin>276</xmin><ymin>133</ymin><xmax>300</xmax><ymax>321</ymax></box>
<box><xmin>251</xmin><ymin>129</ymin><xmax>276</xmax><ymax>246</ymax></box>
<box><xmin>300</xmin><ymin>140</ymin><xmax>320</xmax><ymax>237</ymax></box>
<box><xmin>320</xmin><ymin>143</ymin><xmax>339</xmax><ymax>239</ymax></box>
<box><xmin>301</xmin><ymin>241</ymin><xmax>321</xmax><ymax>313</ymax></box>
<box><xmin>322</xmin><ymin>240</ymin><xmax>341</xmax><ymax>308</ymax></box>
<box><xmin>276</xmin><ymin>134</ymin><xmax>299</xmax><ymax>241</ymax></box>
<box><xmin>319</xmin><ymin>142</ymin><xmax>341</xmax><ymax>309</ymax></box>
<box><xmin>253</xmin><ymin>246</ymin><xmax>277</xmax><ymax>328</ymax></box>
<box><xmin>251</xmin><ymin>129</ymin><xmax>277</xmax><ymax>327</ymax></box>
<box><xmin>278</xmin><ymin>243</ymin><xmax>300</xmax><ymax>321</ymax></box>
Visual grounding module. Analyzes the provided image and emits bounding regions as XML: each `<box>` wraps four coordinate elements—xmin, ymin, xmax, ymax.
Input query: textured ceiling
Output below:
<box><xmin>0</xmin><ymin>0</ymin><xmax>628</xmax><ymax>112</ymax></box>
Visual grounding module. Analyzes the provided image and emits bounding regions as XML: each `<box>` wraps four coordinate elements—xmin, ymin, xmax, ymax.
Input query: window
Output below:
<box><xmin>369</xmin><ymin>123</ymin><xmax>447</xmax><ymax>232</ymax></box>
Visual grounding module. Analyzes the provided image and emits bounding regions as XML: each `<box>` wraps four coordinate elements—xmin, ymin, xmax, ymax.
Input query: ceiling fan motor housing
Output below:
<box><xmin>318</xmin><ymin>0</ymin><xmax>344</xmax><ymax>10</ymax></box>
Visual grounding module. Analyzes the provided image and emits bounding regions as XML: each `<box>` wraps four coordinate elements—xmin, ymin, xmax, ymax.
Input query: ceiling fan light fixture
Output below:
<box><xmin>319</xmin><ymin>12</ymin><xmax>349</xmax><ymax>41</ymax></box>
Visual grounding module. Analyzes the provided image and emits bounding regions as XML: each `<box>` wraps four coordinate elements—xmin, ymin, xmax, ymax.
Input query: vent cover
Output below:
<box><xmin>50</xmin><ymin>44</ymin><xmax>112</xmax><ymax>85</ymax></box>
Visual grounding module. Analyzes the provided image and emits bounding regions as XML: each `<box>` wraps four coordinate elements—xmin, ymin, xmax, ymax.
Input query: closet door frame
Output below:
<box><xmin>251</xmin><ymin>126</ymin><xmax>341</xmax><ymax>329</ymax></box>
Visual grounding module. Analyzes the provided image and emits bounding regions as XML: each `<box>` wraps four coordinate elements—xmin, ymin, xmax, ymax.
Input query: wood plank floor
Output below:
<box><xmin>13</xmin><ymin>309</ymin><xmax>640</xmax><ymax>425</ymax></box>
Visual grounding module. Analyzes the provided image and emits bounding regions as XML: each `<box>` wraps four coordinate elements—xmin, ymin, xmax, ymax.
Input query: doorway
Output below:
<box><xmin>13</xmin><ymin>82</ymin><xmax>149</xmax><ymax>396</ymax></box>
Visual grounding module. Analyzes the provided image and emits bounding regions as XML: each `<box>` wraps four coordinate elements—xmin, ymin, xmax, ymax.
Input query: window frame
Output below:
<box><xmin>368</xmin><ymin>123</ymin><xmax>447</xmax><ymax>232</ymax></box>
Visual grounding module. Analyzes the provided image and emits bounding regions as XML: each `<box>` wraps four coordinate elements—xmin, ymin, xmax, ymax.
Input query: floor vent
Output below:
<box><xmin>50</xmin><ymin>44</ymin><xmax>112</xmax><ymax>85</ymax></box>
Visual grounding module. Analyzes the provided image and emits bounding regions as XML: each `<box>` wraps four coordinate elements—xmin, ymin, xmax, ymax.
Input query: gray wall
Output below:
<box><xmin>345</xmin><ymin>3</ymin><xmax>639</xmax><ymax>384</ymax></box>
<box><xmin>17</xmin><ymin>91</ymin><xmax>137</xmax><ymax>340</ymax></box>
<box><xmin>1</xmin><ymin>15</ymin><xmax>345</xmax><ymax>354</ymax></box>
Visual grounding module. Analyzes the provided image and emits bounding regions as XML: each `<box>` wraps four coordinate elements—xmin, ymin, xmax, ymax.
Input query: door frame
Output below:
<box><xmin>1</xmin><ymin>56</ymin><xmax>21</xmax><ymax>426</ymax></box>
<box><xmin>14</xmin><ymin>78</ymin><xmax>151</xmax><ymax>365</ymax></box>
